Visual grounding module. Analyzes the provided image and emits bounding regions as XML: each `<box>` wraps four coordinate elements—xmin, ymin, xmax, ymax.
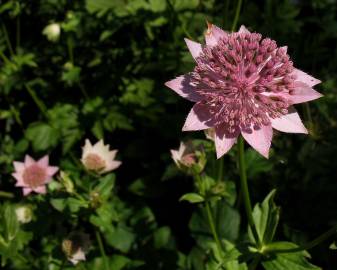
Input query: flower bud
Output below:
<box><xmin>62</xmin><ymin>232</ymin><xmax>90</xmax><ymax>265</ymax></box>
<box><xmin>42</xmin><ymin>23</ymin><xmax>61</xmax><ymax>42</ymax></box>
<box><xmin>15</xmin><ymin>205</ymin><xmax>33</xmax><ymax>224</ymax></box>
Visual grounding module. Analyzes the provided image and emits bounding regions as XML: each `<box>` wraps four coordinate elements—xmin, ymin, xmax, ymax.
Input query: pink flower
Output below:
<box><xmin>81</xmin><ymin>139</ymin><xmax>121</xmax><ymax>174</ymax></box>
<box><xmin>171</xmin><ymin>141</ymin><xmax>198</xmax><ymax>168</ymax></box>
<box><xmin>12</xmin><ymin>155</ymin><xmax>59</xmax><ymax>196</ymax></box>
<box><xmin>165</xmin><ymin>24</ymin><xmax>322</xmax><ymax>158</ymax></box>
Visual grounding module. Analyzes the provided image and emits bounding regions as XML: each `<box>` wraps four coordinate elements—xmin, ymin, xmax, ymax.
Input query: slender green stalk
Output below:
<box><xmin>95</xmin><ymin>231</ymin><xmax>109</xmax><ymax>270</ymax></box>
<box><xmin>16</xmin><ymin>16</ymin><xmax>21</xmax><ymax>51</ymax></box>
<box><xmin>217</xmin><ymin>157</ymin><xmax>224</xmax><ymax>182</ymax></box>
<box><xmin>265</xmin><ymin>225</ymin><xmax>337</xmax><ymax>254</ymax></box>
<box><xmin>0</xmin><ymin>51</ymin><xmax>11</xmax><ymax>64</ymax></box>
<box><xmin>25</xmin><ymin>84</ymin><xmax>49</xmax><ymax>119</ymax></box>
<box><xmin>1</xmin><ymin>22</ymin><xmax>15</xmax><ymax>56</ymax></box>
<box><xmin>303</xmin><ymin>103</ymin><xmax>314</xmax><ymax>134</ymax></box>
<box><xmin>195</xmin><ymin>174</ymin><xmax>223</xmax><ymax>254</ymax></box>
<box><xmin>0</xmin><ymin>191</ymin><xmax>14</xmax><ymax>198</ymax></box>
<box><xmin>231</xmin><ymin>0</ymin><xmax>243</xmax><ymax>31</ymax></box>
<box><xmin>237</xmin><ymin>137</ymin><xmax>260</xmax><ymax>247</ymax></box>
<box><xmin>205</xmin><ymin>201</ymin><xmax>223</xmax><ymax>254</ymax></box>
<box><xmin>67</xmin><ymin>37</ymin><xmax>74</xmax><ymax>64</ymax></box>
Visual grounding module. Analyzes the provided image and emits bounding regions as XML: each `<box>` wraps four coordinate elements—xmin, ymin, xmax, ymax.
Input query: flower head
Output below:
<box><xmin>62</xmin><ymin>232</ymin><xmax>90</xmax><ymax>265</ymax></box>
<box><xmin>165</xmin><ymin>24</ymin><xmax>322</xmax><ymax>158</ymax></box>
<box><xmin>12</xmin><ymin>155</ymin><xmax>59</xmax><ymax>196</ymax></box>
<box><xmin>171</xmin><ymin>141</ymin><xmax>198</xmax><ymax>168</ymax></box>
<box><xmin>42</xmin><ymin>23</ymin><xmax>61</xmax><ymax>42</ymax></box>
<box><xmin>81</xmin><ymin>139</ymin><xmax>121</xmax><ymax>174</ymax></box>
<box><xmin>15</xmin><ymin>205</ymin><xmax>33</xmax><ymax>224</ymax></box>
<box><xmin>171</xmin><ymin>141</ymin><xmax>206</xmax><ymax>173</ymax></box>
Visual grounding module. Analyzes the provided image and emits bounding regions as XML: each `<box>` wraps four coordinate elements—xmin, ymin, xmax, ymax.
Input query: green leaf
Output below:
<box><xmin>105</xmin><ymin>226</ymin><xmax>135</xmax><ymax>253</ymax></box>
<box><xmin>3</xmin><ymin>204</ymin><xmax>19</xmax><ymax>241</ymax></box>
<box><xmin>94</xmin><ymin>173</ymin><xmax>115</xmax><ymax>200</ymax></box>
<box><xmin>50</xmin><ymin>198</ymin><xmax>66</xmax><ymax>212</ymax></box>
<box><xmin>153</xmin><ymin>226</ymin><xmax>172</xmax><ymax>249</ymax></box>
<box><xmin>180</xmin><ymin>193</ymin><xmax>205</xmax><ymax>203</ymax></box>
<box><xmin>262</xmin><ymin>242</ymin><xmax>320</xmax><ymax>270</ymax></box>
<box><xmin>25</xmin><ymin>122</ymin><xmax>59</xmax><ymax>151</ymax></box>
<box><xmin>249</xmin><ymin>189</ymin><xmax>280</xmax><ymax>245</ymax></box>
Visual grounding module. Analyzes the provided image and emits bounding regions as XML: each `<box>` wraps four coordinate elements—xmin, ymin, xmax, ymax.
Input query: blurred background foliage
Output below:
<box><xmin>0</xmin><ymin>0</ymin><xmax>337</xmax><ymax>269</ymax></box>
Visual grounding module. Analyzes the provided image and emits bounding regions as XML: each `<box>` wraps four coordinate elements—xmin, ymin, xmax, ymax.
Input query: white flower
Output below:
<box><xmin>81</xmin><ymin>139</ymin><xmax>121</xmax><ymax>174</ymax></box>
<box><xmin>42</xmin><ymin>23</ymin><xmax>61</xmax><ymax>42</ymax></box>
<box><xmin>15</xmin><ymin>206</ymin><xmax>32</xmax><ymax>224</ymax></box>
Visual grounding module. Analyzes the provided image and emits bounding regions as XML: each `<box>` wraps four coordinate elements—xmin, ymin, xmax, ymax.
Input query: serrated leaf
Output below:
<box><xmin>180</xmin><ymin>193</ymin><xmax>205</xmax><ymax>203</ymax></box>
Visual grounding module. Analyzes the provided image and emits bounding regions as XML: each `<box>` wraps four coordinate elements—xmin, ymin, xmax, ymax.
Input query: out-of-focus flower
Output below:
<box><xmin>12</xmin><ymin>155</ymin><xmax>59</xmax><ymax>196</ymax></box>
<box><xmin>171</xmin><ymin>141</ymin><xmax>197</xmax><ymax>168</ymax></box>
<box><xmin>81</xmin><ymin>139</ymin><xmax>121</xmax><ymax>174</ymax></box>
<box><xmin>171</xmin><ymin>141</ymin><xmax>206</xmax><ymax>173</ymax></box>
<box><xmin>62</xmin><ymin>232</ymin><xmax>90</xmax><ymax>265</ymax></box>
<box><xmin>15</xmin><ymin>205</ymin><xmax>33</xmax><ymax>224</ymax></box>
<box><xmin>165</xmin><ymin>24</ymin><xmax>322</xmax><ymax>158</ymax></box>
<box><xmin>42</xmin><ymin>23</ymin><xmax>61</xmax><ymax>42</ymax></box>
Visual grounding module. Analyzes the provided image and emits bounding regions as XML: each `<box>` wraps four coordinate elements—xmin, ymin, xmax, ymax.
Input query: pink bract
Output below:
<box><xmin>165</xmin><ymin>24</ymin><xmax>322</xmax><ymax>158</ymax></box>
<box><xmin>12</xmin><ymin>155</ymin><xmax>59</xmax><ymax>196</ymax></box>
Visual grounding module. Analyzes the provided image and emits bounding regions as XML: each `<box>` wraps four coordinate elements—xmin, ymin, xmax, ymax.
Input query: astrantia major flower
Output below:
<box><xmin>81</xmin><ymin>139</ymin><xmax>121</xmax><ymax>174</ymax></box>
<box><xmin>171</xmin><ymin>141</ymin><xmax>198</xmax><ymax>168</ymax></box>
<box><xmin>165</xmin><ymin>24</ymin><xmax>322</xmax><ymax>158</ymax></box>
<box><xmin>12</xmin><ymin>155</ymin><xmax>59</xmax><ymax>196</ymax></box>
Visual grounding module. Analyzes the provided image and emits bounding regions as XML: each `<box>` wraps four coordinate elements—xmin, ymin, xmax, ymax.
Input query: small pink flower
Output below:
<box><xmin>171</xmin><ymin>141</ymin><xmax>197</xmax><ymax>168</ymax></box>
<box><xmin>165</xmin><ymin>24</ymin><xmax>322</xmax><ymax>158</ymax></box>
<box><xmin>81</xmin><ymin>139</ymin><xmax>121</xmax><ymax>174</ymax></box>
<box><xmin>12</xmin><ymin>155</ymin><xmax>59</xmax><ymax>196</ymax></box>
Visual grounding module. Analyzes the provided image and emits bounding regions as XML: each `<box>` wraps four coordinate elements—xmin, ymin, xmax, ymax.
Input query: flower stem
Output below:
<box><xmin>0</xmin><ymin>191</ymin><xmax>14</xmax><ymax>199</ymax></box>
<box><xmin>231</xmin><ymin>0</ymin><xmax>243</xmax><ymax>32</ymax></box>
<box><xmin>205</xmin><ymin>201</ymin><xmax>223</xmax><ymax>254</ymax></box>
<box><xmin>1</xmin><ymin>22</ymin><xmax>15</xmax><ymax>56</ymax></box>
<box><xmin>95</xmin><ymin>231</ymin><xmax>109</xmax><ymax>270</ymax></box>
<box><xmin>195</xmin><ymin>174</ymin><xmax>223</xmax><ymax>255</ymax></box>
<box><xmin>265</xmin><ymin>224</ymin><xmax>337</xmax><ymax>254</ymax></box>
<box><xmin>237</xmin><ymin>136</ymin><xmax>260</xmax><ymax>247</ymax></box>
<box><xmin>25</xmin><ymin>84</ymin><xmax>49</xmax><ymax>119</ymax></box>
<box><xmin>217</xmin><ymin>157</ymin><xmax>224</xmax><ymax>182</ymax></box>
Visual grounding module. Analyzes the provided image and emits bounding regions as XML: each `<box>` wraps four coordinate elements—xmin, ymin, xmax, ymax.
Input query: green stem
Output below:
<box><xmin>0</xmin><ymin>51</ymin><xmax>10</xmax><ymax>64</ymax></box>
<box><xmin>205</xmin><ymin>201</ymin><xmax>223</xmax><ymax>255</ymax></box>
<box><xmin>195</xmin><ymin>174</ymin><xmax>223</xmax><ymax>255</ymax></box>
<box><xmin>231</xmin><ymin>0</ymin><xmax>243</xmax><ymax>31</ymax></box>
<box><xmin>25</xmin><ymin>84</ymin><xmax>49</xmax><ymax>119</ymax></box>
<box><xmin>303</xmin><ymin>103</ymin><xmax>314</xmax><ymax>134</ymax></box>
<box><xmin>217</xmin><ymin>157</ymin><xmax>224</xmax><ymax>182</ymax></box>
<box><xmin>0</xmin><ymin>191</ymin><xmax>14</xmax><ymax>198</ymax></box>
<box><xmin>266</xmin><ymin>225</ymin><xmax>337</xmax><ymax>254</ymax></box>
<box><xmin>1</xmin><ymin>22</ymin><xmax>15</xmax><ymax>56</ymax></box>
<box><xmin>95</xmin><ymin>231</ymin><xmax>109</xmax><ymax>270</ymax></box>
<box><xmin>16</xmin><ymin>16</ymin><xmax>21</xmax><ymax>51</ymax></box>
<box><xmin>67</xmin><ymin>37</ymin><xmax>74</xmax><ymax>64</ymax></box>
<box><xmin>237</xmin><ymin>136</ymin><xmax>260</xmax><ymax>247</ymax></box>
